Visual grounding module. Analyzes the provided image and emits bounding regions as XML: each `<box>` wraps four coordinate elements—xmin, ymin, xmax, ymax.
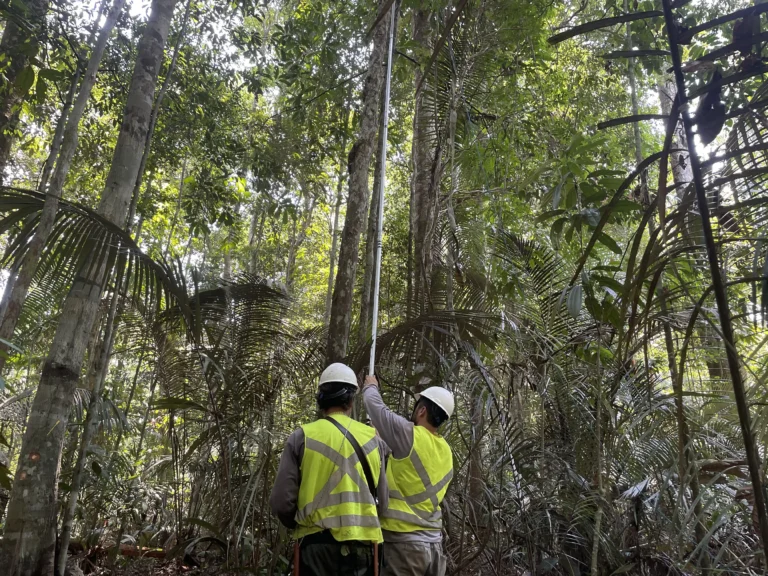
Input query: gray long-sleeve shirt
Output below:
<box><xmin>269</xmin><ymin>421</ymin><xmax>390</xmax><ymax>530</ymax></box>
<box><xmin>362</xmin><ymin>385</ymin><xmax>443</xmax><ymax>544</ymax></box>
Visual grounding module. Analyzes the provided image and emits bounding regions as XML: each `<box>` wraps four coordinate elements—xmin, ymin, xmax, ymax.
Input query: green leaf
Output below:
<box><xmin>599</xmin><ymin>176</ymin><xmax>625</xmax><ymax>189</ymax></box>
<box><xmin>598</xmin><ymin>233</ymin><xmax>622</xmax><ymax>254</ymax></box>
<box><xmin>566</xmin><ymin>133</ymin><xmax>585</xmax><ymax>153</ymax></box>
<box><xmin>550</xmin><ymin>218</ymin><xmax>567</xmax><ymax>247</ymax></box>
<box><xmin>564</xmin><ymin>180</ymin><xmax>578</xmax><ymax>209</ymax></box>
<box><xmin>536</xmin><ymin>209</ymin><xmax>567</xmax><ymax>223</ymax></box>
<box><xmin>39</xmin><ymin>68</ymin><xmax>67</xmax><ymax>82</ymax></box>
<box><xmin>15</xmin><ymin>66</ymin><xmax>35</xmax><ymax>95</ymax></box>
<box><xmin>152</xmin><ymin>397</ymin><xmax>207</xmax><ymax>412</ymax></box>
<box><xmin>35</xmin><ymin>77</ymin><xmax>47</xmax><ymax>104</ymax></box>
<box><xmin>552</xmin><ymin>180</ymin><xmax>564</xmax><ymax>210</ymax></box>
<box><xmin>581</xmin><ymin>183</ymin><xmax>607</xmax><ymax>203</ymax></box>
<box><xmin>522</xmin><ymin>164</ymin><xmax>550</xmax><ymax>189</ymax></box>
<box><xmin>567</xmin><ymin>285</ymin><xmax>582</xmax><ymax>318</ymax></box>
<box><xmin>594</xmin><ymin>274</ymin><xmax>624</xmax><ymax>295</ymax></box>
<box><xmin>609</xmin><ymin>199</ymin><xmax>642</xmax><ymax>213</ymax></box>
<box><xmin>590</xmin><ymin>169</ymin><xmax>625</xmax><ymax>177</ymax></box>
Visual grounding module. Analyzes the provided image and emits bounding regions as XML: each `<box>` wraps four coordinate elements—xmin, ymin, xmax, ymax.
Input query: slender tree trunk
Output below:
<box><xmin>0</xmin><ymin>0</ymin><xmax>178</xmax><ymax>570</ymax></box>
<box><xmin>37</xmin><ymin>0</ymin><xmax>110</xmax><ymax>194</ymax></box>
<box><xmin>286</xmin><ymin>195</ymin><xmax>315</xmax><ymax>292</ymax></box>
<box><xmin>56</xmin><ymin>262</ymin><xmax>125</xmax><ymax>576</ymax></box>
<box><xmin>655</xmin><ymin>77</ymin><xmax>711</xmax><ymax>571</ymax></box>
<box><xmin>660</xmin><ymin>81</ymin><xmax>728</xmax><ymax>386</ymax></box>
<box><xmin>326</xmin><ymin>0</ymin><xmax>391</xmax><ymax>362</ymax></box>
<box><xmin>410</xmin><ymin>8</ymin><xmax>440</xmax><ymax>314</ymax></box>
<box><xmin>324</xmin><ymin>135</ymin><xmax>347</xmax><ymax>326</ymax></box>
<box><xmin>357</xmin><ymin>135</ymin><xmax>382</xmax><ymax>346</ymax></box>
<box><xmin>0</xmin><ymin>0</ymin><xmax>49</xmax><ymax>181</ymax></box>
<box><xmin>590</xmin><ymin>328</ymin><xmax>605</xmax><ymax>576</ymax></box>
<box><xmin>249</xmin><ymin>207</ymin><xmax>266</xmax><ymax>275</ymax></box>
<box><xmin>0</xmin><ymin>0</ymin><xmax>127</xmax><ymax>374</ymax></box>
<box><xmin>37</xmin><ymin>76</ymin><xmax>78</xmax><ymax>193</ymax></box>
<box><xmin>127</xmin><ymin>0</ymin><xmax>192</xmax><ymax>229</ymax></box>
<box><xmin>224</xmin><ymin>225</ymin><xmax>236</xmax><ymax>280</ymax></box>
<box><xmin>658</xmin><ymin>80</ymin><xmax>692</xmax><ymax>201</ymax></box>
<box><xmin>165</xmin><ymin>157</ymin><xmax>188</xmax><ymax>260</ymax></box>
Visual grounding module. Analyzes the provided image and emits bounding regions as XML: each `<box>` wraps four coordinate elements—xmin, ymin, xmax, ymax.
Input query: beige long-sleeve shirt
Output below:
<box><xmin>269</xmin><ymin>422</ymin><xmax>390</xmax><ymax>530</ymax></box>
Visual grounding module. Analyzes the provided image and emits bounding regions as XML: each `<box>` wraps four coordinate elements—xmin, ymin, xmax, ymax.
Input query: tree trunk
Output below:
<box><xmin>56</xmin><ymin>264</ymin><xmax>125</xmax><ymax>576</ymax></box>
<box><xmin>286</xmin><ymin>194</ymin><xmax>315</xmax><ymax>292</ymax></box>
<box><xmin>658</xmin><ymin>80</ymin><xmax>692</xmax><ymax>196</ymax></box>
<box><xmin>357</xmin><ymin>33</ymin><xmax>397</xmax><ymax>346</ymax></box>
<box><xmin>37</xmin><ymin>0</ymin><xmax>111</xmax><ymax>194</ymax></box>
<box><xmin>0</xmin><ymin>0</ymin><xmax>49</xmax><ymax>182</ymax></box>
<box><xmin>324</xmin><ymin>133</ymin><xmax>348</xmax><ymax>326</ymax></box>
<box><xmin>410</xmin><ymin>8</ymin><xmax>440</xmax><ymax>314</ymax></box>
<box><xmin>249</xmin><ymin>206</ymin><xmax>266</xmax><ymax>275</ymax></box>
<box><xmin>37</xmin><ymin>76</ymin><xmax>78</xmax><ymax>194</ymax></box>
<box><xmin>164</xmin><ymin>157</ymin><xmax>188</xmax><ymax>260</ymax></box>
<box><xmin>656</xmin><ymin>76</ymin><xmax>711</xmax><ymax>572</ymax></box>
<box><xmin>0</xmin><ymin>0</ymin><xmax>178</xmax><ymax>570</ymax></box>
<box><xmin>357</xmin><ymin>134</ymin><xmax>382</xmax><ymax>346</ymax></box>
<box><xmin>0</xmin><ymin>0</ymin><xmax>127</xmax><ymax>374</ymax></box>
<box><xmin>127</xmin><ymin>0</ymin><xmax>191</xmax><ymax>229</ymax></box>
<box><xmin>326</xmin><ymin>0</ymin><xmax>391</xmax><ymax>362</ymax></box>
<box><xmin>660</xmin><ymin>80</ymin><xmax>727</xmax><ymax>386</ymax></box>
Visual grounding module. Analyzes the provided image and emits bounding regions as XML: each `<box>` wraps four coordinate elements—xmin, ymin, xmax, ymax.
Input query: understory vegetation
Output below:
<box><xmin>0</xmin><ymin>0</ymin><xmax>766</xmax><ymax>573</ymax></box>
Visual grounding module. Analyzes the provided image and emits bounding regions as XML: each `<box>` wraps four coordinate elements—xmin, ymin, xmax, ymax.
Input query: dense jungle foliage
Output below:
<box><xmin>0</xmin><ymin>0</ymin><xmax>766</xmax><ymax>573</ymax></box>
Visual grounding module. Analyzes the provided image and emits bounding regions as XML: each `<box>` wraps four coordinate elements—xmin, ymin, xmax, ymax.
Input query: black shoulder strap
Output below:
<box><xmin>324</xmin><ymin>416</ymin><xmax>378</xmax><ymax>504</ymax></box>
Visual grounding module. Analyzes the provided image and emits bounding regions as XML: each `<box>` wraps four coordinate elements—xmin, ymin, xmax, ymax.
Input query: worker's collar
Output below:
<box><xmin>324</xmin><ymin>409</ymin><xmax>352</xmax><ymax>419</ymax></box>
<box><xmin>414</xmin><ymin>422</ymin><xmax>440</xmax><ymax>436</ymax></box>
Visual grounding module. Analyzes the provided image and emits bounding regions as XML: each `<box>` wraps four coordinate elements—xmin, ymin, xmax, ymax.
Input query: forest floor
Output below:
<box><xmin>73</xmin><ymin>558</ymin><xmax>241</xmax><ymax>576</ymax></box>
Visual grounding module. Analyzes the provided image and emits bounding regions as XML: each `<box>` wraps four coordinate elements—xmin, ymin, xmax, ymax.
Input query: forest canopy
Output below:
<box><xmin>0</xmin><ymin>0</ymin><xmax>766</xmax><ymax>573</ymax></box>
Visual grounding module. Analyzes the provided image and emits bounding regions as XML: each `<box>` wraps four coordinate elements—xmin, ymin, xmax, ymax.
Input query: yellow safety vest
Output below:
<box><xmin>381</xmin><ymin>425</ymin><xmax>453</xmax><ymax>533</ymax></box>
<box><xmin>295</xmin><ymin>414</ymin><xmax>383</xmax><ymax>543</ymax></box>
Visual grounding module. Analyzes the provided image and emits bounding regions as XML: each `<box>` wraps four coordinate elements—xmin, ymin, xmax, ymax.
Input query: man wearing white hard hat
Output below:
<box><xmin>362</xmin><ymin>376</ymin><xmax>454</xmax><ymax>576</ymax></box>
<box><xmin>270</xmin><ymin>363</ymin><xmax>389</xmax><ymax>576</ymax></box>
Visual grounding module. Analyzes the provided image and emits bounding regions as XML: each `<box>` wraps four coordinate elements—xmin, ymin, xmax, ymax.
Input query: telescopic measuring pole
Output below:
<box><xmin>368</xmin><ymin>4</ymin><xmax>396</xmax><ymax>377</ymax></box>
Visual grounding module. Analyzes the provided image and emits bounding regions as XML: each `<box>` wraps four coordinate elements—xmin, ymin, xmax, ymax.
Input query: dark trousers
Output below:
<box><xmin>298</xmin><ymin>531</ymin><xmax>376</xmax><ymax>576</ymax></box>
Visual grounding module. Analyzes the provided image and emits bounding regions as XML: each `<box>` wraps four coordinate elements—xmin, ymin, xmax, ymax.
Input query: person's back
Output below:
<box><xmin>296</xmin><ymin>415</ymin><xmax>382</xmax><ymax>543</ymax></box>
<box><xmin>362</xmin><ymin>377</ymin><xmax>454</xmax><ymax>576</ymax></box>
<box><xmin>270</xmin><ymin>364</ymin><xmax>389</xmax><ymax>576</ymax></box>
<box><xmin>381</xmin><ymin>425</ymin><xmax>452</xmax><ymax>535</ymax></box>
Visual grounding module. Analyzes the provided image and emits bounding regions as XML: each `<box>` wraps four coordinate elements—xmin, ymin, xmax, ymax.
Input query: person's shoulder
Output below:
<box><xmin>288</xmin><ymin>426</ymin><xmax>307</xmax><ymax>443</ymax></box>
<box><xmin>348</xmin><ymin>418</ymin><xmax>376</xmax><ymax>435</ymax></box>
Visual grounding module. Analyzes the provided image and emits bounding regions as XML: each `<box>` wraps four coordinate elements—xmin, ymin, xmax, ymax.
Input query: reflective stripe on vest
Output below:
<box><xmin>381</xmin><ymin>426</ymin><xmax>453</xmax><ymax>533</ymax></box>
<box><xmin>295</xmin><ymin>415</ymin><xmax>383</xmax><ymax>543</ymax></box>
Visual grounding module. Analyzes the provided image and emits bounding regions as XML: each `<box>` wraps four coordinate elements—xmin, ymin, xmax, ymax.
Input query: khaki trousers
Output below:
<box><xmin>381</xmin><ymin>541</ymin><xmax>446</xmax><ymax>576</ymax></box>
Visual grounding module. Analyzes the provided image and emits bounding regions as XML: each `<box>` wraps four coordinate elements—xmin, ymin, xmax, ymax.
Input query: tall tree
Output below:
<box><xmin>326</xmin><ymin>0</ymin><xmax>392</xmax><ymax>362</ymax></box>
<box><xmin>0</xmin><ymin>0</ymin><xmax>127</xmax><ymax>373</ymax></box>
<box><xmin>410</xmin><ymin>7</ymin><xmax>440</xmax><ymax>314</ymax></box>
<box><xmin>0</xmin><ymin>0</ymin><xmax>179</xmax><ymax>570</ymax></box>
<box><xmin>0</xmin><ymin>0</ymin><xmax>49</xmax><ymax>180</ymax></box>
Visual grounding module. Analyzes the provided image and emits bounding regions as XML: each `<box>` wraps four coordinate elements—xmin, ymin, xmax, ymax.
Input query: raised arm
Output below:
<box><xmin>362</xmin><ymin>376</ymin><xmax>414</xmax><ymax>459</ymax></box>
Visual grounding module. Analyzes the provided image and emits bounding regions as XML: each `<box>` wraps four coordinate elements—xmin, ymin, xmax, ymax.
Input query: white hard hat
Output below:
<box><xmin>319</xmin><ymin>363</ymin><xmax>359</xmax><ymax>389</ymax></box>
<box><xmin>416</xmin><ymin>386</ymin><xmax>454</xmax><ymax>419</ymax></box>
